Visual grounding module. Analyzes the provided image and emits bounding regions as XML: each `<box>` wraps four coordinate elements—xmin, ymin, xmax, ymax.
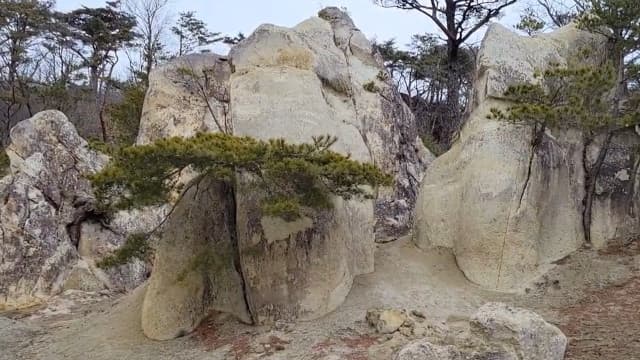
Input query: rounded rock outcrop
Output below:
<box><xmin>414</xmin><ymin>23</ymin><xmax>639</xmax><ymax>291</ymax></box>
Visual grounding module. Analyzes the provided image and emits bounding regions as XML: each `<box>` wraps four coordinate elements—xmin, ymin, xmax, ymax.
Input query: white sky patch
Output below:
<box><xmin>55</xmin><ymin>0</ymin><xmax>532</xmax><ymax>75</ymax></box>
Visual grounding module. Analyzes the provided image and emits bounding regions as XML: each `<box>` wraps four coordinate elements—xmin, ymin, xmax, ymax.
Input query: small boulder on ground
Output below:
<box><xmin>394</xmin><ymin>302</ymin><xmax>567</xmax><ymax>360</ymax></box>
<box><xmin>366</xmin><ymin>309</ymin><xmax>408</xmax><ymax>334</ymax></box>
<box><xmin>471</xmin><ymin>302</ymin><xmax>567</xmax><ymax>360</ymax></box>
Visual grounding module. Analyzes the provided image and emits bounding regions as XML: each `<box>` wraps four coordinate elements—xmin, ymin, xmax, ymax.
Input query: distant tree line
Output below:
<box><xmin>0</xmin><ymin>0</ymin><xmax>243</xmax><ymax>146</ymax></box>
<box><xmin>374</xmin><ymin>0</ymin><xmax>518</xmax><ymax>152</ymax></box>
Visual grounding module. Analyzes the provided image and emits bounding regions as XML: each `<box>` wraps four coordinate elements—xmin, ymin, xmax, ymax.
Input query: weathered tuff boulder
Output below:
<box><xmin>414</xmin><ymin>23</ymin><xmax>640</xmax><ymax>291</ymax></box>
<box><xmin>0</xmin><ymin>111</ymin><xmax>163</xmax><ymax>309</ymax></box>
<box><xmin>395</xmin><ymin>303</ymin><xmax>566</xmax><ymax>360</ymax></box>
<box><xmin>139</xmin><ymin>8</ymin><xmax>430</xmax><ymax>339</ymax></box>
<box><xmin>141</xmin><ymin>176</ymin><xmax>250</xmax><ymax>340</ymax></box>
<box><xmin>137</xmin><ymin>8</ymin><xmax>430</xmax><ymax>239</ymax></box>
<box><xmin>137</xmin><ymin>53</ymin><xmax>232</xmax><ymax>145</ymax></box>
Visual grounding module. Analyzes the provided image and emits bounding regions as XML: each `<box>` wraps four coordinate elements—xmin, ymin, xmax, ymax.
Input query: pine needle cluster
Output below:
<box><xmin>90</xmin><ymin>133</ymin><xmax>392</xmax><ymax>220</ymax></box>
<box><xmin>488</xmin><ymin>63</ymin><xmax>639</xmax><ymax>130</ymax></box>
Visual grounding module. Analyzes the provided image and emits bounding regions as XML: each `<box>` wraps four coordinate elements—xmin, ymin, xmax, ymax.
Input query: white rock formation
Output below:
<box><xmin>139</xmin><ymin>7</ymin><xmax>431</xmax><ymax>339</ymax></box>
<box><xmin>0</xmin><ymin>111</ymin><xmax>163</xmax><ymax>309</ymax></box>
<box><xmin>414</xmin><ymin>23</ymin><xmax>639</xmax><ymax>291</ymax></box>
<box><xmin>137</xmin><ymin>8</ymin><xmax>430</xmax><ymax>239</ymax></box>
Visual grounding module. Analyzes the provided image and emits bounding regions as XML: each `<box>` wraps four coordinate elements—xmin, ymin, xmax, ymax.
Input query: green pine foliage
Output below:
<box><xmin>109</xmin><ymin>81</ymin><xmax>146</xmax><ymax>146</ymax></box>
<box><xmin>516</xmin><ymin>9</ymin><xmax>545</xmax><ymax>36</ymax></box>
<box><xmin>577</xmin><ymin>0</ymin><xmax>640</xmax><ymax>50</ymax></box>
<box><xmin>91</xmin><ymin>133</ymin><xmax>393</xmax><ymax>221</ymax></box>
<box><xmin>489</xmin><ymin>63</ymin><xmax>639</xmax><ymax>130</ymax></box>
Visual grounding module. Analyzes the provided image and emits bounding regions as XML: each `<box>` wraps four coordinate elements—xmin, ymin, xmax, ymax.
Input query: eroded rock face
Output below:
<box><xmin>0</xmin><ymin>111</ymin><xmax>162</xmax><ymax>309</ymax></box>
<box><xmin>138</xmin><ymin>8</ymin><xmax>430</xmax><ymax>239</ymax></box>
<box><xmin>228</xmin><ymin>10</ymin><xmax>380</xmax><ymax>324</ymax></box>
<box><xmin>0</xmin><ymin>111</ymin><xmax>107</xmax><ymax>309</ymax></box>
<box><xmin>414</xmin><ymin>23</ymin><xmax>639</xmax><ymax>291</ymax></box>
<box><xmin>139</xmin><ymin>7</ymin><xmax>430</xmax><ymax>336</ymax></box>
<box><xmin>137</xmin><ymin>53</ymin><xmax>232</xmax><ymax>145</ymax></box>
<box><xmin>141</xmin><ymin>176</ymin><xmax>250</xmax><ymax>340</ymax></box>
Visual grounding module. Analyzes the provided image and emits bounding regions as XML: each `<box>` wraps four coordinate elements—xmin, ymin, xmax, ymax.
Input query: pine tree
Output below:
<box><xmin>64</xmin><ymin>0</ymin><xmax>138</xmax><ymax>142</ymax></box>
<box><xmin>516</xmin><ymin>8</ymin><xmax>546</xmax><ymax>36</ymax></box>
<box><xmin>491</xmin><ymin>62</ymin><xmax>640</xmax><ymax>245</ymax></box>
<box><xmin>0</xmin><ymin>0</ymin><xmax>55</xmax><ymax>143</ymax></box>
<box><xmin>171</xmin><ymin>12</ymin><xmax>221</xmax><ymax>56</ymax></box>
<box><xmin>91</xmin><ymin>133</ymin><xmax>393</xmax><ymax>221</ymax></box>
<box><xmin>375</xmin><ymin>0</ymin><xmax>518</xmax><ymax>131</ymax></box>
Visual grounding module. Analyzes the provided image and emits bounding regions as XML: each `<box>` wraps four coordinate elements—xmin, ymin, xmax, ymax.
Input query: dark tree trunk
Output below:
<box><xmin>444</xmin><ymin>0</ymin><xmax>462</xmax><ymax>144</ymax></box>
<box><xmin>582</xmin><ymin>132</ymin><xmax>613</xmax><ymax>245</ymax></box>
<box><xmin>581</xmin><ymin>45</ymin><xmax>627</xmax><ymax>245</ymax></box>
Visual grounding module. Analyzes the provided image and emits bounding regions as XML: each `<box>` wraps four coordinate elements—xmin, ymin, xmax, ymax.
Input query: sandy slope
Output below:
<box><xmin>2</xmin><ymin>237</ymin><xmax>638</xmax><ymax>360</ymax></box>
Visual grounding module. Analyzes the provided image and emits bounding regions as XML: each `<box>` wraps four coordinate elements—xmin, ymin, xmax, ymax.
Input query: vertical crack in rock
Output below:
<box><xmin>331</xmin><ymin>29</ymin><xmax>375</xmax><ymax>165</ymax></box>
<box><xmin>496</xmin><ymin>126</ymin><xmax>538</xmax><ymax>289</ymax></box>
<box><xmin>227</xmin><ymin>183</ymin><xmax>255</xmax><ymax>324</ymax></box>
<box><xmin>582</xmin><ymin>132</ymin><xmax>614</xmax><ymax>245</ymax></box>
<box><xmin>517</xmin><ymin>125</ymin><xmax>543</xmax><ymax>211</ymax></box>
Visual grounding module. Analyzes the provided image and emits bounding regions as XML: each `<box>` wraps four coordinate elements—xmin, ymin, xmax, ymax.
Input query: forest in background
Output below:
<box><xmin>1</xmin><ymin>0</ymin><xmax>637</xmax><ymax>158</ymax></box>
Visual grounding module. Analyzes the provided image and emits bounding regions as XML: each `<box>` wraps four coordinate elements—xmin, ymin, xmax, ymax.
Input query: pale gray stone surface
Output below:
<box><xmin>414</xmin><ymin>23</ymin><xmax>638</xmax><ymax>291</ymax></box>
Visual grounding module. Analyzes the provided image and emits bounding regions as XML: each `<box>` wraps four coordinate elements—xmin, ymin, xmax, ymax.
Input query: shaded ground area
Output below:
<box><xmin>1</xmin><ymin>237</ymin><xmax>639</xmax><ymax>359</ymax></box>
<box><xmin>556</xmin><ymin>241</ymin><xmax>640</xmax><ymax>360</ymax></box>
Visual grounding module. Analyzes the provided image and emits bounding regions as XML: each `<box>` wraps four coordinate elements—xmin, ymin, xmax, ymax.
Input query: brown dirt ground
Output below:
<box><xmin>557</xmin><ymin>241</ymin><xmax>640</xmax><ymax>360</ymax></box>
<box><xmin>2</xmin><ymin>238</ymin><xmax>639</xmax><ymax>360</ymax></box>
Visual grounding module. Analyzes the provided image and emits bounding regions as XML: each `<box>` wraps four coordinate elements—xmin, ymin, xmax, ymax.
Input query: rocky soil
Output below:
<box><xmin>2</xmin><ymin>237</ymin><xmax>638</xmax><ymax>360</ymax></box>
<box><xmin>556</xmin><ymin>241</ymin><xmax>640</xmax><ymax>359</ymax></box>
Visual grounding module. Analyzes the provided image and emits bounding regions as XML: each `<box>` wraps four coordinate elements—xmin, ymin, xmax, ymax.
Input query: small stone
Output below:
<box><xmin>367</xmin><ymin>309</ymin><xmax>407</xmax><ymax>334</ymax></box>
<box><xmin>403</xmin><ymin>318</ymin><xmax>415</xmax><ymax>328</ymax></box>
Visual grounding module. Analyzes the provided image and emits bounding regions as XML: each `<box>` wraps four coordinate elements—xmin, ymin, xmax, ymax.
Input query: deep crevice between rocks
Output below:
<box><xmin>225</xmin><ymin>182</ymin><xmax>255</xmax><ymax>325</ymax></box>
<box><xmin>496</xmin><ymin>124</ymin><xmax>543</xmax><ymax>289</ymax></box>
<box><xmin>582</xmin><ymin>132</ymin><xmax>615</xmax><ymax>246</ymax></box>
<box><xmin>65</xmin><ymin>197</ymin><xmax>114</xmax><ymax>249</ymax></box>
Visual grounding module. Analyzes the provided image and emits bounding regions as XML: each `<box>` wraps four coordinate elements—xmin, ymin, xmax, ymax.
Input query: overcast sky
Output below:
<box><xmin>56</xmin><ymin>0</ymin><xmax>530</xmax><ymax>53</ymax></box>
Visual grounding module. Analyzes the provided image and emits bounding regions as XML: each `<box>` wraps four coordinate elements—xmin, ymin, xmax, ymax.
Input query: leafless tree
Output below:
<box><xmin>125</xmin><ymin>0</ymin><xmax>171</xmax><ymax>83</ymax></box>
<box><xmin>535</xmin><ymin>0</ymin><xmax>577</xmax><ymax>27</ymax></box>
